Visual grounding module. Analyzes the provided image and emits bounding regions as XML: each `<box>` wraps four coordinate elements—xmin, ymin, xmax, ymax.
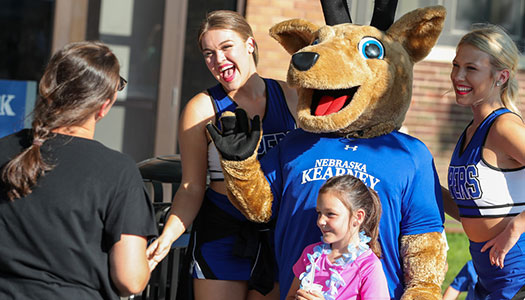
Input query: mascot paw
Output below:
<box><xmin>400</xmin><ymin>231</ymin><xmax>446</xmax><ymax>300</ymax></box>
<box><xmin>401</xmin><ymin>286</ymin><xmax>442</xmax><ymax>300</ymax></box>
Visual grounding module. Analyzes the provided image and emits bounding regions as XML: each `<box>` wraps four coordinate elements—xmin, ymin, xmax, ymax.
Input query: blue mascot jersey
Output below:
<box><xmin>261</xmin><ymin>129</ymin><xmax>444</xmax><ymax>300</ymax></box>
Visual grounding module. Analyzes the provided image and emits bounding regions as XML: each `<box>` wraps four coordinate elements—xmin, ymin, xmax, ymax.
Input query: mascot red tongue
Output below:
<box><xmin>315</xmin><ymin>95</ymin><xmax>348</xmax><ymax>116</ymax></box>
<box><xmin>206</xmin><ymin>1</ymin><xmax>447</xmax><ymax>299</ymax></box>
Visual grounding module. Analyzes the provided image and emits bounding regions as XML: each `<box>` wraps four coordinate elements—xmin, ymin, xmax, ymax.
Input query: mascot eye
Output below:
<box><xmin>358</xmin><ymin>37</ymin><xmax>384</xmax><ymax>60</ymax></box>
<box><xmin>311</xmin><ymin>38</ymin><xmax>320</xmax><ymax>45</ymax></box>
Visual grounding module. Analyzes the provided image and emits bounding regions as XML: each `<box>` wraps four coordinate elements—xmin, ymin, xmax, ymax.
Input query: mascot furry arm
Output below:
<box><xmin>207</xmin><ymin>2</ymin><xmax>446</xmax><ymax>299</ymax></box>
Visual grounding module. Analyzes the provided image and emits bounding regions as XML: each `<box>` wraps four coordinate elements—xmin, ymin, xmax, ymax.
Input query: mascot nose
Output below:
<box><xmin>292</xmin><ymin>52</ymin><xmax>320</xmax><ymax>71</ymax></box>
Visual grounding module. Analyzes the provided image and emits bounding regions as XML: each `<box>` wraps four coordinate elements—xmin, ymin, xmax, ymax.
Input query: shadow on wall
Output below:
<box><xmin>434</xmin><ymin>92</ymin><xmax>471</xmax><ymax>182</ymax></box>
<box><xmin>438</xmin><ymin>95</ymin><xmax>471</xmax><ymax>152</ymax></box>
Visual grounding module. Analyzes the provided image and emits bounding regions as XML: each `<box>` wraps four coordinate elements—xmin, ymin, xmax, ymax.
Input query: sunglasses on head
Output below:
<box><xmin>118</xmin><ymin>76</ymin><xmax>127</xmax><ymax>91</ymax></box>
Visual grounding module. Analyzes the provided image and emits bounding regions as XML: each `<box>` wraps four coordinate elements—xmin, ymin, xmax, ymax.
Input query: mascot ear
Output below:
<box><xmin>269</xmin><ymin>19</ymin><xmax>319</xmax><ymax>54</ymax></box>
<box><xmin>387</xmin><ymin>5</ymin><xmax>446</xmax><ymax>63</ymax></box>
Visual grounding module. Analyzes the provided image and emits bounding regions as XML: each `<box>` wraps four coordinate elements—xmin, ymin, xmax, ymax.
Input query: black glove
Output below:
<box><xmin>206</xmin><ymin>108</ymin><xmax>261</xmax><ymax>161</ymax></box>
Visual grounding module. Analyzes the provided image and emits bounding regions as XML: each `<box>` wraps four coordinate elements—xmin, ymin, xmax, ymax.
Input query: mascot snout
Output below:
<box><xmin>291</xmin><ymin>52</ymin><xmax>320</xmax><ymax>71</ymax></box>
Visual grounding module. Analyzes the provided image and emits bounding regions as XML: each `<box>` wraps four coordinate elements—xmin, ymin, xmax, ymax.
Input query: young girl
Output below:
<box><xmin>286</xmin><ymin>175</ymin><xmax>389</xmax><ymax>300</ymax></box>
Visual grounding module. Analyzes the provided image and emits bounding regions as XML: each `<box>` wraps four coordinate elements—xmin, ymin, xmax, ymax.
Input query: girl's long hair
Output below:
<box><xmin>319</xmin><ymin>175</ymin><xmax>383</xmax><ymax>258</ymax></box>
<box><xmin>1</xmin><ymin>41</ymin><xmax>120</xmax><ymax>200</ymax></box>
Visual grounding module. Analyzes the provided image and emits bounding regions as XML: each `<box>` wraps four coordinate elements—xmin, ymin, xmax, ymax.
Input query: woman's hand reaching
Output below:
<box><xmin>146</xmin><ymin>233</ymin><xmax>175</xmax><ymax>272</ymax></box>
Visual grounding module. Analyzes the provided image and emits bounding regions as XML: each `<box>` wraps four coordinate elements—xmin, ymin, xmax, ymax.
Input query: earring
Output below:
<box><xmin>96</xmin><ymin>111</ymin><xmax>105</xmax><ymax>120</ymax></box>
<box><xmin>496</xmin><ymin>81</ymin><xmax>502</xmax><ymax>86</ymax></box>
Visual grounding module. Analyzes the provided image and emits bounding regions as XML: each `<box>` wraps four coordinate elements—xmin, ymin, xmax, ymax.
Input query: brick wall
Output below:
<box><xmin>246</xmin><ymin>1</ymin><xmax>525</xmax><ymax>184</ymax></box>
<box><xmin>246</xmin><ymin>0</ymin><xmax>324</xmax><ymax>80</ymax></box>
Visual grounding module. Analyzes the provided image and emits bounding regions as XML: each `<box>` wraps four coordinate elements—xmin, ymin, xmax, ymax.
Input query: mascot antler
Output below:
<box><xmin>321</xmin><ymin>0</ymin><xmax>398</xmax><ymax>31</ymax></box>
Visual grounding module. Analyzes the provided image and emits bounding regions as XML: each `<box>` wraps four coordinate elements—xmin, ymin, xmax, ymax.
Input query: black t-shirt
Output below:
<box><xmin>0</xmin><ymin>130</ymin><xmax>158</xmax><ymax>300</ymax></box>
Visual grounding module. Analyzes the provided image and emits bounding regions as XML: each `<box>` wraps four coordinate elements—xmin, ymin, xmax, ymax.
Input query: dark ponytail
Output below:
<box><xmin>1</xmin><ymin>41</ymin><xmax>121</xmax><ymax>200</ymax></box>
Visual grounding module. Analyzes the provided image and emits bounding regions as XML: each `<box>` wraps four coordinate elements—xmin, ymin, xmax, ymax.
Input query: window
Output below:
<box><xmin>0</xmin><ymin>0</ymin><xmax>55</xmax><ymax>81</ymax></box>
<box><xmin>351</xmin><ymin>0</ymin><xmax>525</xmax><ymax>66</ymax></box>
<box><xmin>442</xmin><ymin>0</ymin><xmax>525</xmax><ymax>52</ymax></box>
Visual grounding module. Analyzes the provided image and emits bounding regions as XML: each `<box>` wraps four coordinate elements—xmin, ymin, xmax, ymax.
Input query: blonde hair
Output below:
<box><xmin>197</xmin><ymin>10</ymin><xmax>258</xmax><ymax>66</ymax></box>
<box><xmin>458</xmin><ymin>24</ymin><xmax>521</xmax><ymax>116</ymax></box>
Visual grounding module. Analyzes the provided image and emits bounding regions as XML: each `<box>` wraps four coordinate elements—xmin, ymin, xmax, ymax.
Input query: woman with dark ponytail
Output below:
<box><xmin>286</xmin><ymin>175</ymin><xmax>388</xmax><ymax>300</ymax></box>
<box><xmin>0</xmin><ymin>41</ymin><xmax>157</xmax><ymax>299</ymax></box>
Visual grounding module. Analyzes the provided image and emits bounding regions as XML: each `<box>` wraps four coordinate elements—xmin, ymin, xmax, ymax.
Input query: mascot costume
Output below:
<box><xmin>207</xmin><ymin>1</ymin><xmax>447</xmax><ymax>299</ymax></box>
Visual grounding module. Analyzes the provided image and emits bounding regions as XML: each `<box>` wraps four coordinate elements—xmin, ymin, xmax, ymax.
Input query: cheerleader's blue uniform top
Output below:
<box><xmin>448</xmin><ymin>108</ymin><xmax>525</xmax><ymax>300</ymax></box>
